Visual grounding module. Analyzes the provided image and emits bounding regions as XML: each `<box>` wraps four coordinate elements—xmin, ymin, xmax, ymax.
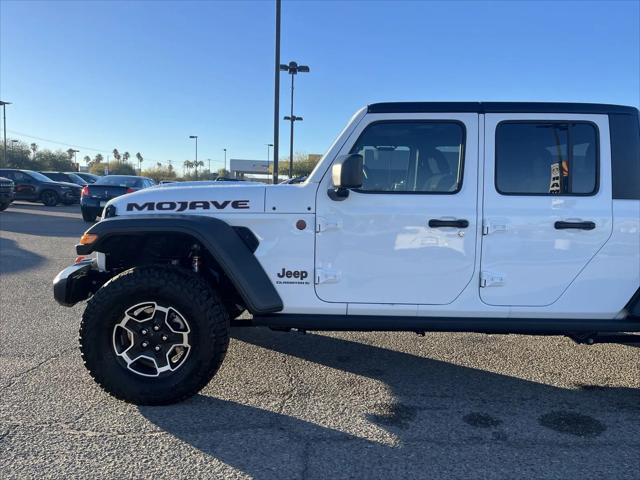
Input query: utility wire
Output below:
<box><xmin>6</xmin><ymin>129</ymin><xmax>173</xmax><ymax>166</ymax></box>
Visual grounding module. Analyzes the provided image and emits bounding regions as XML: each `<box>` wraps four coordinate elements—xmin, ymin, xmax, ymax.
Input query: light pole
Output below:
<box><xmin>283</xmin><ymin>115</ymin><xmax>302</xmax><ymax>177</ymax></box>
<box><xmin>273</xmin><ymin>0</ymin><xmax>282</xmax><ymax>185</ymax></box>
<box><xmin>266</xmin><ymin>143</ymin><xmax>273</xmax><ymax>183</ymax></box>
<box><xmin>223</xmin><ymin>148</ymin><xmax>227</xmax><ymax>172</ymax></box>
<box><xmin>189</xmin><ymin>135</ymin><xmax>198</xmax><ymax>179</ymax></box>
<box><xmin>207</xmin><ymin>158</ymin><xmax>211</xmax><ymax>179</ymax></box>
<box><xmin>0</xmin><ymin>100</ymin><xmax>11</xmax><ymax>167</ymax></box>
<box><xmin>279</xmin><ymin>61</ymin><xmax>309</xmax><ymax>178</ymax></box>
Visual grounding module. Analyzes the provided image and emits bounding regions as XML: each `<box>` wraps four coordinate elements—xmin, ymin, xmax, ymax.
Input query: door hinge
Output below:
<box><xmin>482</xmin><ymin>220</ymin><xmax>508</xmax><ymax>235</ymax></box>
<box><xmin>315</xmin><ymin>268</ymin><xmax>340</xmax><ymax>285</ymax></box>
<box><xmin>480</xmin><ymin>271</ymin><xmax>505</xmax><ymax>287</ymax></box>
<box><xmin>316</xmin><ymin>217</ymin><xmax>342</xmax><ymax>233</ymax></box>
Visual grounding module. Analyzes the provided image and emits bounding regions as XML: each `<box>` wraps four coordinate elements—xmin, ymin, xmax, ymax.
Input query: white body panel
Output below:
<box><xmin>314</xmin><ymin>113</ymin><xmax>479</xmax><ymax>305</ymax></box>
<box><xmin>480</xmin><ymin>114</ymin><xmax>613</xmax><ymax>306</ymax></box>
<box><xmin>106</xmin><ymin>107</ymin><xmax>639</xmax><ymax>320</ymax></box>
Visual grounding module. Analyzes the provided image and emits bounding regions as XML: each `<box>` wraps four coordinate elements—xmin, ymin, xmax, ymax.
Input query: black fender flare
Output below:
<box><xmin>76</xmin><ymin>215</ymin><xmax>283</xmax><ymax>314</ymax></box>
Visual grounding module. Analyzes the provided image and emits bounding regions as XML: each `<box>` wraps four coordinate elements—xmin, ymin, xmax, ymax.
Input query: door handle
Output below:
<box><xmin>554</xmin><ymin>221</ymin><xmax>596</xmax><ymax>230</ymax></box>
<box><xmin>428</xmin><ymin>219</ymin><xmax>469</xmax><ymax>229</ymax></box>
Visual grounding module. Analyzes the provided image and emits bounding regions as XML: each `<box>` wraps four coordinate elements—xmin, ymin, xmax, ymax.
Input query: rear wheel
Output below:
<box><xmin>79</xmin><ymin>265</ymin><xmax>230</xmax><ymax>405</ymax></box>
<box><xmin>0</xmin><ymin>202</ymin><xmax>10</xmax><ymax>211</ymax></box>
<box><xmin>40</xmin><ymin>190</ymin><xmax>59</xmax><ymax>207</ymax></box>
<box><xmin>81</xmin><ymin>208</ymin><xmax>97</xmax><ymax>222</ymax></box>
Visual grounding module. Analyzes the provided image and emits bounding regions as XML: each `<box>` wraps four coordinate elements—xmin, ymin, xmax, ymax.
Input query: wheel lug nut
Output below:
<box><xmin>141</xmin><ymin>341</ymin><xmax>149</xmax><ymax>348</ymax></box>
<box><xmin>141</xmin><ymin>329</ymin><xmax>148</xmax><ymax>335</ymax></box>
<box><xmin>153</xmin><ymin>325</ymin><xmax>160</xmax><ymax>331</ymax></box>
<box><xmin>154</xmin><ymin>345</ymin><xmax>161</xmax><ymax>352</ymax></box>
<box><xmin>162</xmin><ymin>335</ymin><xmax>168</xmax><ymax>341</ymax></box>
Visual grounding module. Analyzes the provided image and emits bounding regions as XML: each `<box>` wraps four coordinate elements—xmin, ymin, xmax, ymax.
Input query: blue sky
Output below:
<box><xmin>1</xmin><ymin>0</ymin><xmax>638</xmax><ymax>173</ymax></box>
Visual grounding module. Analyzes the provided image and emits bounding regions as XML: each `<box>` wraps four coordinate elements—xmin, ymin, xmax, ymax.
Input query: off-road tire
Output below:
<box><xmin>40</xmin><ymin>190</ymin><xmax>59</xmax><ymax>206</ymax></box>
<box><xmin>0</xmin><ymin>201</ymin><xmax>10</xmax><ymax>211</ymax></box>
<box><xmin>81</xmin><ymin>208</ymin><xmax>97</xmax><ymax>222</ymax></box>
<box><xmin>79</xmin><ymin>265</ymin><xmax>230</xmax><ymax>405</ymax></box>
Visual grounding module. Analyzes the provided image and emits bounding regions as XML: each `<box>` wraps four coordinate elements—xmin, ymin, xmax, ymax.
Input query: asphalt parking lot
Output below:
<box><xmin>1</xmin><ymin>202</ymin><xmax>639</xmax><ymax>479</ymax></box>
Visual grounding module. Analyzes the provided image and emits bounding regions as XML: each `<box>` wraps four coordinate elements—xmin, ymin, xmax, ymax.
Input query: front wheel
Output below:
<box><xmin>40</xmin><ymin>190</ymin><xmax>59</xmax><ymax>206</ymax></box>
<box><xmin>0</xmin><ymin>202</ymin><xmax>10</xmax><ymax>211</ymax></box>
<box><xmin>79</xmin><ymin>265</ymin><xmax>230</xmax><ymax>405</ymax></box>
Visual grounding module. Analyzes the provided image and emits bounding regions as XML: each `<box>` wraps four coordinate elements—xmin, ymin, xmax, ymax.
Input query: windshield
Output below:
<box><xmin>26</xmin><ymin>170</ymin><xmax>57</xmax><ymax>182</ymax></box>
<box><xmin>66</xmin><ymin>173</ymin><xmax>88</xmax><ymax>185</ymax></box>
<box><xmin>96</xmin><ymin>176</ymin><xmax>143</xmax><ymax>188</ymax></box>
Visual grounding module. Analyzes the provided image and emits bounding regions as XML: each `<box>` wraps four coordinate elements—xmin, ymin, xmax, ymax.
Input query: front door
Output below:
<box><xmin>480</xmin><ymin>113</ymin><xmax>613</xmax><ymax>306</ymax></box>
<box><xmin>314</xmin><ymin>113</ymin><xmax>478</xmax><ymax>305</ymax></box>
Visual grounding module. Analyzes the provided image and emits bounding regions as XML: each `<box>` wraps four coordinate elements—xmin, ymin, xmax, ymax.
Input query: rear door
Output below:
<box><xmin>314</xmin><ymin>113</ymin><xmax>478</xmax><ymax>305</ymax></box>
<box><xmin>480</xmin><ymin>114</ymin><xmax>612</xmax><ymax>306</ymax></box>
<box><xmin>2</xmin><ymin>171</ymin><xmax>36</xmax><ymax>200</ymax></box>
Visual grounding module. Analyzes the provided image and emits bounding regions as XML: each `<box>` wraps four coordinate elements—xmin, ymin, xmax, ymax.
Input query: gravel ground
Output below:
<box><xmin>1</xmin><ymin>202</ymin><xmax>639</xmax><ymax>479</ymax></box>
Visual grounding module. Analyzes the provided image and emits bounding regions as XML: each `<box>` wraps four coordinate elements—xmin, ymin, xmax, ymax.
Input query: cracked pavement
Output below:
<box><xmin>1</xmin><ymin>203</ymin><xmax>639</xmax><ymax>479</ymax></box>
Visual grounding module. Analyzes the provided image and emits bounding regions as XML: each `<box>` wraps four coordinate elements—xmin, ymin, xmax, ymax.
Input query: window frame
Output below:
<box><xmin>494</xmin><ymin>120</ymin><xmax>600</xmax><ymax>197</ymax></box>
<box><xmin>349</xmin><ymin>119</ymin><xmax>467</xmax><ymax>195</ymax></box>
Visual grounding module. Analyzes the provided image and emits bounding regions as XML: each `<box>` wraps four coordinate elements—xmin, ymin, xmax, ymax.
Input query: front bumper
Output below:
<box><xmin>62</xmin><ymin>190</ymin><xmax>80</xmax><ymax>203</ymax></box>
<box><xmin>53</xmin><ymin>259</ymin><xmax>100</xmax><ymax>306</ymax></box>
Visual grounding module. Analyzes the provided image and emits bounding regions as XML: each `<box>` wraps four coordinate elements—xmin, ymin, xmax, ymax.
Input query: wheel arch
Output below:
<box><xmin>77</xmin><ymin>215</ymin><xmax>283</xmax><ymax>315</ymax></box>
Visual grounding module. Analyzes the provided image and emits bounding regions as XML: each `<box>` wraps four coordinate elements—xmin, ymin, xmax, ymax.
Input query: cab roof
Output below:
<box><xmin>367</xmin><ymin>102</ymin><xmax>638</xmax><ymax>115</ymax></box>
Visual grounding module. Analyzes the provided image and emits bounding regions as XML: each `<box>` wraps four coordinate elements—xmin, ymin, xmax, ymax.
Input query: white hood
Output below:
<box><xmin>108</xmin><ymin>183</ymin><xmax>267</xmax><ymax>216</ymax></box>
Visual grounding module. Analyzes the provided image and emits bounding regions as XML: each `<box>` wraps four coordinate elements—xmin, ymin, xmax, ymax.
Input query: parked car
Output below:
<box><xmin>41</xmin><ymin>171</ymin><xmax>88</xmax><ymax>186</ymax></box>
<box><xmin>53</xmin><ymin>102</ymin><xmax>640</xmax><ymax>405</ymax></box>
<box><xmin>0</xmin><ymin>168</ymin><xmax>82</xmax><ymax>206</ymax></box>
<box><xmin>0</xmin><ymin>176</ymin><xmax>15</xmax><ymax>211</ymax></box>
<box><xmin>80</xmin><ymin>175</ymin><xmax>155</xmax><ymax>222</ymax></box>
<box><xmin>73</xmin><ymin>172</ymin><xmax>100</xmax><ymax>184</ymax></box>
<box><xmin>280</xmin><ymin>176</ymin><xmax>307</xmax><ymax>184</ymax></box>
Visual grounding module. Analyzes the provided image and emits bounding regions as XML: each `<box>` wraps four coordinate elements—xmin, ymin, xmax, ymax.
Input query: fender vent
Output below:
<box><xmin>232</xmin><ymin>226</ymin><xmax>259</xmax><ymax>253</ymax></box>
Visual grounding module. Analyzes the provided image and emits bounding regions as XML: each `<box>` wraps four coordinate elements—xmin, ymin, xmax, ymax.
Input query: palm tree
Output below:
<box><xmin>136</xmin><ymin>152</ymin><xmax>143</xmax><ymax>175</ymax></box>
<box><xmin>112</xmin><ymin>148</ymin><xmax>121</xmax><ymax>164</ymax></box>
<box><xmin>183</xmin><ymin>160</ymin><xmax>192</xmax><ymax>176</ymax></box>
<box><xmin>83</xmin><ymin>155</ymin><xmax>91</xmax><ymax>166</ymax></box>
<box><xmin>123</xmin><ymin>151</ymin><xmax>130</xmax><ymax>165</ymax></box>
<box><xmin>30</xmin><ymin>143</ymin><xmax>38</xmax><ymax>161</ymax></box>
<box><xmin>193</xmin><ymin>160</ymin><xmax>204</xmax><ymax>180</ymax></box>
<box><xmin>67</xmin><ymin>148</ymin><xmax>75</xmax><ymax>159</ymax></box>
<box><xmin>94</xmin><ymin>153</ymin><xmax>104</xmax><ymax>164</ymax></box>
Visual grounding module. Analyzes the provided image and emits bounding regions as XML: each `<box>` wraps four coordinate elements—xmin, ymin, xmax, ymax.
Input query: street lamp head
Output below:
<box><xmin>284</xmin><ymin>116</ymin><xmax>303</xmax><ymax>121</ymax></box>
<box><xmin>189</xmin><ymin>135</ymin><xmax>198</xmax><ymax>139</ymax></box>
<box><xmin>267</xmin><ymin>143</ymin><xmax>274</xmax><ymax>147</ymax></box>
<box><xmin>0</xmin><ymin>101</ymin><xmax>12</xmax><ymax>106</ymax></box>
<box><xmin>280</xmin><ymin>61</ymin><xmax>310</xmax><ymax>75</ymax></box>
<box><xmin>10</xmin><ymin>139</ymin><xmax>19</xmax><ymax>143</ymax></box>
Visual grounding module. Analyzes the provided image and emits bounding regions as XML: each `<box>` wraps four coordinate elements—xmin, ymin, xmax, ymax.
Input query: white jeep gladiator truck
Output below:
<box><xmin>53</xmin><ymin>102</ymin><xmax>640</xmax><ymax>405</ymax></box>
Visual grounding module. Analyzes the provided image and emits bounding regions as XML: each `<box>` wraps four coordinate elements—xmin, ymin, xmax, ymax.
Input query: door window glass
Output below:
<box><xmin>496</xmin><ymin>122</ymin><xmax>598</xmax><ymax>195</ymax></box>
<box><xmin>349</xmin><ymin>121</ymin><xmax>465</xmax><ymax>193</ymax></box>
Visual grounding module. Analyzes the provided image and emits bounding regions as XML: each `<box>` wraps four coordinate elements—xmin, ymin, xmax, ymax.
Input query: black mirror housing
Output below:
<box><xmin>329</xmin><ymin>154</ymin><xmax>363</xmax><ymax>200</ymax></box>
<box><xmin>331</xmin><ymin>153</ymin><xmax>363</xmax><ymax>192</ymax></box>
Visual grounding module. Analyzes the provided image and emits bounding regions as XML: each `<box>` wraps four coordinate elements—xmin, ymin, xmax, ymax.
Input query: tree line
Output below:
<box><xmin>0</xmin><ymin>139</ymin><xmax>322</xmax><ymax>183</ymax></box>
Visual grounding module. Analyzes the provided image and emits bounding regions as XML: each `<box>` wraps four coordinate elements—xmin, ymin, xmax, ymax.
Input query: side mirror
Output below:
<box><xmin>329</xmin><ymin>154</ymin><xmax>363</xmax><ymax>200</ymax></box>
